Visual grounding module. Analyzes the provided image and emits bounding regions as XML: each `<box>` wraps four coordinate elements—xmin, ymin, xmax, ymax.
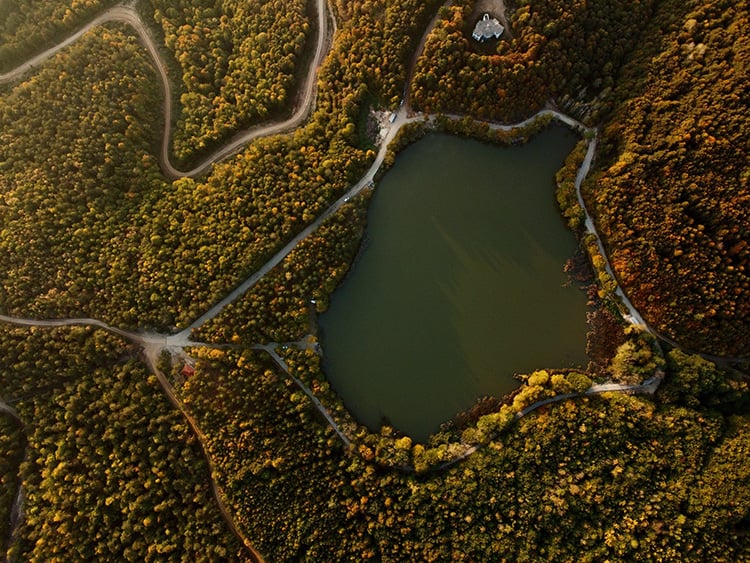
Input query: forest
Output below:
<box><xmin>1</xmin><ymin>0</ymin><xmax>748</xmax><ymax>560</ymax></box>
<box><xmin>0</xmin><ymin>0</ymin><xmax>117</xmax><ymax>72</ymax></box>
<box><xmin>173</xmin><ymin>343</ymin><xmax>749</xmax><ymax>560</ymax></box>
<box><xmin>0</xmin><ymin>326</ymin><xmax>244</xmax><ymax>560</ymax></box>
<box><xmin>409</xmin><ymin>0</ymin><xmax>748</xmax><ymax>356</ymax></box>
<box><xmin>149</xmin><ymin>0</ymin><xmax>313</xmax><ymax>164</ymax></box>
<box><xmin>0</xmin><ymin>22</ymin><xmax>371</xmax><ymax>329</ymax></box>
<box><xmin>584</xmin><ymin>0</ymin><xmax>749</xmax><ymax>356</ymax></box>
<box><xmin>410</xmin><ymin>0</ymin><xmax>656</xmax><ymax>122</ymax></box>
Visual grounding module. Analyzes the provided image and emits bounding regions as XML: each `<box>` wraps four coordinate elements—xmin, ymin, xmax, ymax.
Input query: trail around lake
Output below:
<box><xmin>1</xmin><ymin>0</ymin><xmax>745</xmax><ymax>556</ymax></box>
<box><xmin>0</xmin><ymin>1</ymin><xmax>666</xmax><ymax>366</ymax></box>
<box><xmin>0</xmin><ymin>0</ymin><xmax>710</xmax><ymax>433</ymax></box>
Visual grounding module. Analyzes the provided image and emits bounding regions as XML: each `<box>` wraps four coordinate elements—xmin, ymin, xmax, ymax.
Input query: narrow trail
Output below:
<box><xmin>139</xmin><ymin>349</ymin><xmax>266</xmax><ymax>562</ymax></box>
<box><xmin>0</xmin><ymin>0</ymin><xmax>330</xmax><ymax>180</ymax></box>
<box><xmin>573</xmin><ymin>137</ymin><xmax>649</xmax><ymax>327</ymax></box>
<box><xmin>0</xmin><ymin>399</ymin><xmax>20</xmax><ymax>422</ymax></box>
<box><xmin>403</xmin><ymin>1</ymin><xmax>452</xmax><ymax>111</ymax></box>
<box><xmin>5</xmin><ymin>480</ymin><xmax>24</xmax><ymax>561</ymax></box>
<box><xmin>0</xmin><ymin>399</ymin><xmax>24</xmax><ymax>561</ymax></box>
<box><xmin>436</xmin><ymin>371</ymin><xmax>665</xmax><ymax>471</ymax></box>
<box><xmin>253</xmin><ymin>344</ymin><xmax>352</xmax><ymax>448</ymax></box>
<box><xmin>0</xmin><ymin>313</ymin><xmax>168</xmax><ymax>349</ymax></box>
<box><xmin>1</xmin><ymin>1</ymin><xmax>747</xmax><ymax>551</ymax></box>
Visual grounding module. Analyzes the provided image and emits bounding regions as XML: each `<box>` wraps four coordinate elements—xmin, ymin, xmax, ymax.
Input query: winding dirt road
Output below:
<box><xmin>1</xmin><ymin>0</ymin><xmax>747</xmax><ymax>556</ymax></box>
<box><xmin>0</xmin><ymin>0</ymin><xmax>330</xmax><ymax>179</ymax></box>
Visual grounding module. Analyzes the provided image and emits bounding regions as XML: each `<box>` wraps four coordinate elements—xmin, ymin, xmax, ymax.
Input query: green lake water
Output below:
<box><xmin>319</xmin><ymin>126</ymin><xmax>588</xmax><ymax>441</ymax></box>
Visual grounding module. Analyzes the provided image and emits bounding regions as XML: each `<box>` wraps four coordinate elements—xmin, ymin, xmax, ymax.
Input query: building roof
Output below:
<box><xmin>472</xmin><ymin>13</ymin><xmax>504</xmax><ymax>41</ymax></box>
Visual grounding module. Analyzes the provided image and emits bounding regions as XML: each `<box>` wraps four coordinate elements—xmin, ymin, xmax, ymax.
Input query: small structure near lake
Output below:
<box><xmin>180</xmin><ymin>363</ymin><xmax>195</xmax><ymax>378</ymax></box>
<box><xmin>472</xmin><ymin>13</ymin><xmax>504</xmax><ymax>42</ymax></box>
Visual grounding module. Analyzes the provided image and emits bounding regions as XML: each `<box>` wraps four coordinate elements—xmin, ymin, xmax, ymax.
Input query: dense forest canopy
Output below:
<box><xmin>0</xmin><ymin>25</ymin><xmax>166</xmax><ymax>323</ymax></box>
<box><xmin>411</xmin><ymin>0</ymin><xmax>656</xmax><ymax>121</ymax></box>
<box><xmin>0</xmin><ymin>23</ymin><xmax>368</xmax><ymax>329</ymax></box>
<box><xmin>149</xmin><ymin>0</ymin><xmax>313</xmax><ymax>164</ymax></box>
<box><xmin>0</xmin><ymin>0</ymin><xmax>118</xmax><ymax>72</ymax></box>
<box><xmin>412</xmin><ymin>0</ymin><xmax>748</xmax><ymax>357</ymax></box>
<box><xmin>0</xmin><ymin>326</ymin><xmax>244</xmax><ymax>560</ymax></box>
<box><xmin>175</xmin><ymin>345</ymin><xmax>749</xmax><ymax>560</ymax></box>
<box><xmin>587</xmin><ymin>0</ymin><xmax>750</xmax><ymax>356</ymax></box>
<box><xmin>0</xmin><ymin>0</ymin><xmax>748</xmax><ymax>560</ymax></box>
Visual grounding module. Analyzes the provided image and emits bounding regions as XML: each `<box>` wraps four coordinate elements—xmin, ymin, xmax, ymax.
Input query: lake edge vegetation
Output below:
<box><xmin>1</xmin><ymin>0</ymin><xmax>748</xmax><ymax>560</ymax></box>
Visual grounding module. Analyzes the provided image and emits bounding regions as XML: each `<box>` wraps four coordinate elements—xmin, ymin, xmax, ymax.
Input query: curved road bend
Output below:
<box><xmin>0</xmin><ymin>399</ymin><xmax>20</xmax><ymax>421</ymax></box>
<box><xmin>572</xmin><ymin>136</ymin><xmax>649</xmax><ymax>327</ymax></box>
<box><xmin>403</xmin><ymin>1</ymin><xmax>453</xmax><ymax>111</ymax></box>
<box><xmin>0</xmin><ymin>313</ymin><xmax>168</xmax><ymax>348</ymax></box>
<box><xmin>437</xmin><ymin>372</ymin><xmax>665</xmax><ymax>471</ymax></box>
<box><xmin>0</xmin><ymin>0</ymin><xmax>330</xmax><ymax>180</ymax></box>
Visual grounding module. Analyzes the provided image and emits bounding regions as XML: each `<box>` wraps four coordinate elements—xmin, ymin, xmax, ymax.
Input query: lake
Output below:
<box><xmin>319</xmin><ymin>126</ymin><xmax>588</xmax><ymax>441</ymax></box>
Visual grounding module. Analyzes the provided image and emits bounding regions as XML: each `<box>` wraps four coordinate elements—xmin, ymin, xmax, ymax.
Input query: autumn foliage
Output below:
<box><xmin>587</xmin><ymin>0</ymin><xmax>750</xmax><ymax>355</ymax></box>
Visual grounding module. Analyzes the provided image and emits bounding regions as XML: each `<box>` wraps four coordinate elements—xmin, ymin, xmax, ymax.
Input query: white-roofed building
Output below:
<box><xmin>472</xmin><ymin>13</ymin><xmax>504</xmax><ymax>42</ymax></box>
